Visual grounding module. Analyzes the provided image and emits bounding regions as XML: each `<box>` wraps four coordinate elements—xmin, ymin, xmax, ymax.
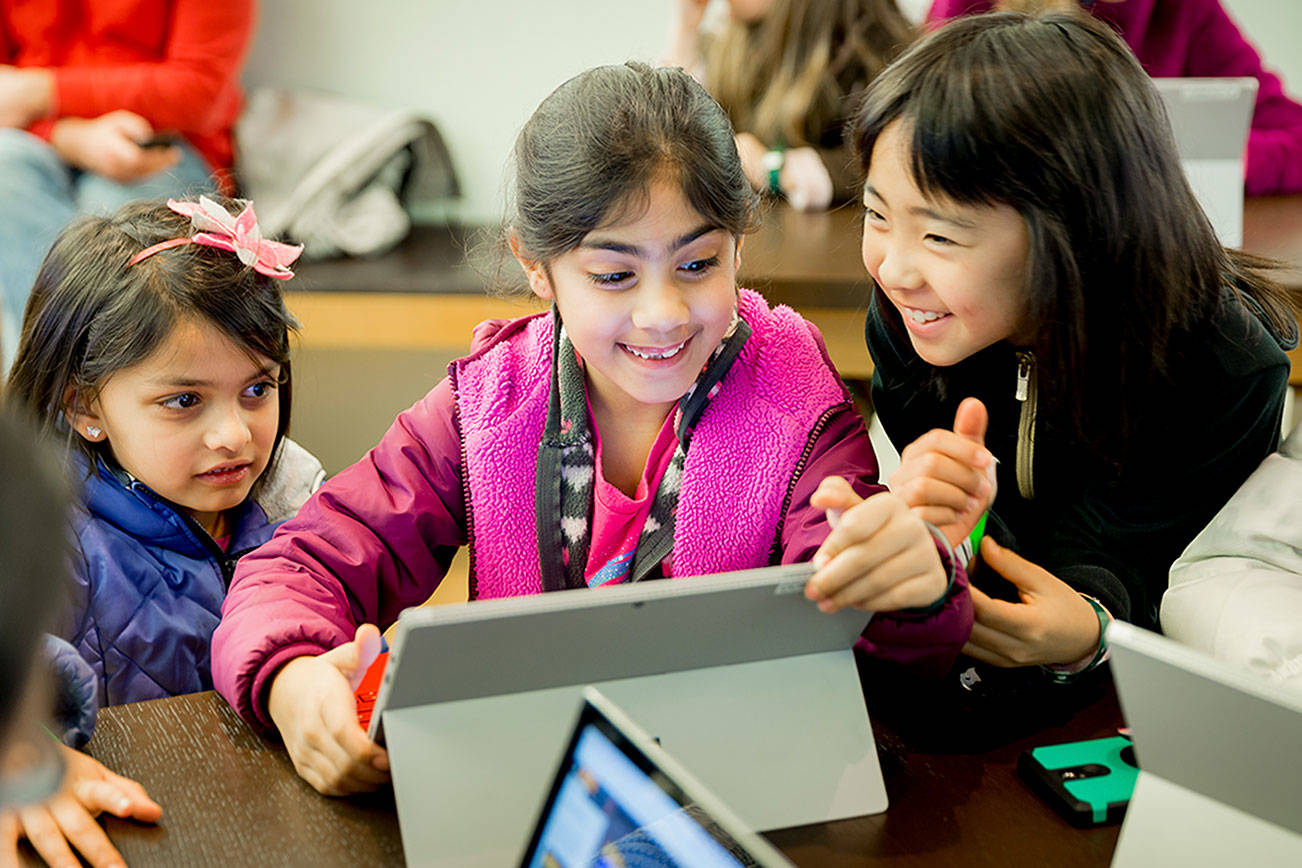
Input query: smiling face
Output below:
<box><xmin>861</xmin><ymin>121</ymin><xmax>1032</xmax><ymax>367</ymax></box>
<box><xmin>71</xmin><ymin>317</ymin><xmax>281</xmax><ymax>536</ymax></box>
<box><xmin>519</xmin><ymin>175</ymin><xmax>741</xmax><ymax>422</ymax></box>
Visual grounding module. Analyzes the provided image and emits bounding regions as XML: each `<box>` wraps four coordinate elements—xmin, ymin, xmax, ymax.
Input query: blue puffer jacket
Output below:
<box><xmin>63</xmin><ymin>440</ymin><xmax>324</xmax><ymax>708</ymax></box>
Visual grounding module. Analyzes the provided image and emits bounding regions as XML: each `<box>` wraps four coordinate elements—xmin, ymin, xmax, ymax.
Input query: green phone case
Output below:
<box><xmin>1018</xmin><ymin>735</ymin><xmax>1137</xmax><ymax>826</ymax></box>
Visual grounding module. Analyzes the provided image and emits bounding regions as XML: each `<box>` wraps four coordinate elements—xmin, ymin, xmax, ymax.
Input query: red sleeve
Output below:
<box><xmin>212</xmin><ymin>378</ymin><xmax>468</xmax><ymax>730</ymax></box>
<box><xmin>1182</xmin><ymin>0</ymin><xmax>1302</xmax><ymax>195</ymax></box>
<box><xmin>51</xmin><ymin>0</ymin><xmax>253</xmax><ymax>132</ymax></box>
<box><xmin>1</xmin><ymin>14</ymin><xmax>12</xmax><ymax>62</ymax></box>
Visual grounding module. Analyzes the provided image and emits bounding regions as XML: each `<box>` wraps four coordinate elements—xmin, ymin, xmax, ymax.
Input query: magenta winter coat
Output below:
<box><xmin>213</xmin><ymin>291</ymin><xmax>973</xmax><ymax>730</ymax></box>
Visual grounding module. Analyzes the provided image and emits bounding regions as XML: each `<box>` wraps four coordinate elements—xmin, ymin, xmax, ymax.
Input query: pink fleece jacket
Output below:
<box><xmin>927</xmin><ymin>0</ymin><xmax>1302</xmax><ymax>195</ymax></box>
<box><xmin>213</xmin><ymin>291</ymin><xmax>973</xmax><ymax>730</ymax></box>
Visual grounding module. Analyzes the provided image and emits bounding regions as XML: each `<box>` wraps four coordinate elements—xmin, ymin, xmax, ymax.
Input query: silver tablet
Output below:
<box><xmin>369</xmin><ymin>562</ymin><xmax>868</xmax><ymax>742</ymax></box>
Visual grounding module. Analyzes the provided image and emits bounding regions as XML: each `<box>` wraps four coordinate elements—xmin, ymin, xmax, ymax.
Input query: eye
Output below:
<box><xmin>243</xmin><ymin>380</ymin><xmax>278</xmax><ymax>400</ymax></box>
<box><xmin>864</xmin><ymin>207</ymin><xmax>886</xmax><ymax>224</ymax></box>
<box><xmin>925</xmin><ymin>233</ymin><xmax>956</xmax><ymax>246</ymax></box>
<box><xmin>588</xmin><ymin>271</ymin><xmax>635</xmax><ymax>287</ymax></box>
<box><xmin>679</xmin><ymin>256</ymin><xmax>720</xmax><ymax>276</ymax></box>
<box><xmin>160</xmin><ymin>392</ymin><xmax>200</xmax><ymax>411</ymax></box>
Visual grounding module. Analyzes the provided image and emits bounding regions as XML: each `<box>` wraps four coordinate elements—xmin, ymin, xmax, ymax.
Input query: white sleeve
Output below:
<box><xmin>1162</xmin><ymin>421</ymin><xmax>1302</xmax><ymax>685</ymax></box>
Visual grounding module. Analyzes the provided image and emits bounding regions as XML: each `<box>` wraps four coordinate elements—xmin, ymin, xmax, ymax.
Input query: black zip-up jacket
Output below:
<box><xmin>866</xmin><ymin>290</ymin><xmax>1294</xmax><ymax>628</ymax></box>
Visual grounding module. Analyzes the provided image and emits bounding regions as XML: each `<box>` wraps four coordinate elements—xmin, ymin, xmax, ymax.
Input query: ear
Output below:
<box><xmin>508</xmin><ymin>230</ymin><xmax>555</xmax><ymax>301</ymax></box>
<box><xmin>63</xmin><ymin>386</ymin><xmax>107</xmax><ymax>444</ymax></box>
<box><xmin>733</xmin><ymin>233</ymin><xmax>745</xmax><ymax>274</ymax></box>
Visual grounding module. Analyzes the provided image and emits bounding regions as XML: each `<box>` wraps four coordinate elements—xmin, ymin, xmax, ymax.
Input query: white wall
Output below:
<box><xmin>243</xmin><ymin>0</ymin><xmax>1300</xmax><ymax>225</ymax></box>
<box><xmin>244</xmin><ymin>0</ymin><xmax>672</xmax><ymax>224</ymax></box>
<box><xmin>1223</xmin><ymin>0</ymin><xmax>1302</xmax><ymax>94</ymax></box>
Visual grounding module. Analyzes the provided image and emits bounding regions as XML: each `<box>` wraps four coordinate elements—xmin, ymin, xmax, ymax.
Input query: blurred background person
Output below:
<box><xmin>0</xmin><ymin>0</ymin><xmax>255</xmax><ymax>372</ymax></box>
<box><xmin>0</xmin><ymin>409</ymin><xmax>161</xmax><ymax>867</ymax></box>
<box><xmin>667</xmin><ymin>0</ymin><xmax>917</xmax><ymax>210</ymax></box>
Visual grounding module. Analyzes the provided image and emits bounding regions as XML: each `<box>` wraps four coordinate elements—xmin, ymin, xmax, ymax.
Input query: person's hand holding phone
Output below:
<box><xmin>50</xmin><ymin>110</ymin><xmax>181</xmax><ymax>182</ymax></box>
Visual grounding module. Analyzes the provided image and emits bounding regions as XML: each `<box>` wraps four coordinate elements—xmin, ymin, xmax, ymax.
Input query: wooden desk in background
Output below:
<box><xmin>289</xmin><ymin>198</ymin><xmax>1302</xmax><ymax>388</ymax></box>
<box><xmin>22</xmin><ymin>667</ymin><xmax>1124</xmax><ymax>867</ymax></box>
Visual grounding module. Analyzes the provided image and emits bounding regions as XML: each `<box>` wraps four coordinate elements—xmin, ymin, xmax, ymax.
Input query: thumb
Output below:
<box><xmin>322</xmin><ymin>623</ymin><xmax>383</xmax><ymax>690</ymax></box>
<box><xmin>811</xmin><ymin>475</ymin><xmax>863</xmax><ymax>528</ymax></box>
<box><xmin>106</xmin><ymin>109</ymin><xmax>153</xmax><ymax>140</ymax></box>
<box><xmin>953</xmin><ymin>397</ymin><xmax>988</xmax><ymax>447</ymax></box>
<box><xmin>979</xmin><ymin>537</ymin><xmax>1050</xmax><ymax>599</ymax></box>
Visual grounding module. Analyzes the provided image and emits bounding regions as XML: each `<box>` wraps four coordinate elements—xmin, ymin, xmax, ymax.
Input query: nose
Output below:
<box><xmin>630</xmin><ymin>272</ymin><xmax>690</xmax><ymax>335</ymax></box>
<box><xmin>865</xmin><ymin>233</ymin><xmax>923</xmax><ymax>294</ymax></box>
<box><xmin>203</xmin><ymin>403</ymin><xmax>253</xmax><ymax>454</ymax></box>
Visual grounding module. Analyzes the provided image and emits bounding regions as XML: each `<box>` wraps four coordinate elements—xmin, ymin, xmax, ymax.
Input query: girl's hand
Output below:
<box><xmin>734</xmin><ymin>132</ymin><xmax>770</xmax><ymax>192</ymax></box>
<box><xmin>49</xmin><ymin>111</ymin><xmax>180</xmax><ymax>183</ymax></box>
<box><xmin>962</xmin><ymin>538</ymin><xmax>1102</xmax><ymax>668</ymax></box>
<box><xmin>778</xmin><ymin>147</ymin><xmax>834</xmax><ymax>212</ymax></box>
<box><xmin>889</xmin><ymin>397</ymin><xmax>995</xmax><ymax>549</ymax></box>
<box><xmin>805</xmin><ymin>477</ymin><xmax>949</xmax><ymax>613</ymax></box>
<box><xmin>1</xmin><ymin>743</ymin><xmax>161</xmax><ymax>868</ymax></box>
<box><xmin>268</xmin><ymin>624</ymin><xmax>391</xmax><ymax>797</ymax></box>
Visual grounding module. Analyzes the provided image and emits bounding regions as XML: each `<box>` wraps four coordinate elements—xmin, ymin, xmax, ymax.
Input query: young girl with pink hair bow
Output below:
<box><xmin>6</xmin><ymin>195</ymin><xmax>325</xmax><ymax>711</ymax></box>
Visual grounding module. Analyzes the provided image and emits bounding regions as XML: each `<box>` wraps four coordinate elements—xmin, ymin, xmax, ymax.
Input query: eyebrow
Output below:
<box><xmin>147</xmin><ymin>365</ymin><xmax>279</xmax><ymax>389</ymax></box>
<box><xmin>864</xmin><ymin>184</ymin><xmax>978</xmax><ymax>230</ymax></box>
<box><xmin>578</xmin><ymin>223</ymin><xmax>721</xmax><ymax>257</ymax></box>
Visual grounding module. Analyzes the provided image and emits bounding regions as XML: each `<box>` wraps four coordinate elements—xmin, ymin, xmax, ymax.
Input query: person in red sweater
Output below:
<box><xmin>927</xmin><ymin>1</ymin><xmax>1302</xmax><ymax>197</ymax></box>
<box><xmin>0</xmin><ymin>0</ymin><xmax>255</xmax><ymax>371</ymax></box>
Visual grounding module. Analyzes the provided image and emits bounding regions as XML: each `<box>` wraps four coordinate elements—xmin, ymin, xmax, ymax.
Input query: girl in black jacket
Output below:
<box><xmin>850</xmin><ymin>11</ymin><xmax>1296</xmax><ymax>678</ymax></box>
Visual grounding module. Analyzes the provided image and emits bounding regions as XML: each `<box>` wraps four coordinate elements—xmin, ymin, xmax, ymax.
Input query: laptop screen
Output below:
<box><xmin>520</xmin><ymin>696</ymin><xmax>784</xmax><ymax>867</ymax></box>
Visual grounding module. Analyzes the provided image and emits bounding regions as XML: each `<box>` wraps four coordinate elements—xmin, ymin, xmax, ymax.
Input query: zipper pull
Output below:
<box><xmin>1015</xmin><ymin>352</ymin><xmax>1032</xmax><ymax>402</ymax></box>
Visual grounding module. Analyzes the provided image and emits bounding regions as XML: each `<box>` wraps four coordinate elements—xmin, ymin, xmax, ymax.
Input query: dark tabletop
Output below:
<box><xmin>20</xmin><ymin>660</ymin><xmax>1124</xmax><ymax>867</ymax></box>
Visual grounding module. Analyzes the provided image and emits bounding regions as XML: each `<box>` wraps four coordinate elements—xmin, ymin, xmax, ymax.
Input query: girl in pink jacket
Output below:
<box><xmin>213</xmin><ymin>61</ymin><xmax>974</xmax><ymax>796</ymax></box>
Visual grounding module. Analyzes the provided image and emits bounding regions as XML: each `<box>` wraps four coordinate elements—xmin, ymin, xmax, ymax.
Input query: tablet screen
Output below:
<box><xmin>521</xmin><ymin>706</ymin><xmax>768</xmax><ymax>867</ymax></box>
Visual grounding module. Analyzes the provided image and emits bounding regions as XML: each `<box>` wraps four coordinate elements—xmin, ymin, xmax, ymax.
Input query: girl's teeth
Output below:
<box><xmin>627</xmin><ymin>342</ymin><xmax>684</xmax><ymax>360</ymax></box>
<box><xmin>906</xmin><ymin>308</ymin><xmax>947</xmax><ymax>323</ymax></box>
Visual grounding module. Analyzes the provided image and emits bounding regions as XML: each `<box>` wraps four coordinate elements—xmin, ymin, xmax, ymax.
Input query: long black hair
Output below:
<box><xmin>851</xmin><ymin>12</ymin><xmax>1295</xmax><ymax>444</ymax></box>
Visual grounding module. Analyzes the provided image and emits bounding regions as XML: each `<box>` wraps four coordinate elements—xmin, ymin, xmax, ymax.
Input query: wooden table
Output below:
<box><xmin>21</xmin><ymin>665</ymin><xmax>1124</xmax><ymax>867</ymax></box>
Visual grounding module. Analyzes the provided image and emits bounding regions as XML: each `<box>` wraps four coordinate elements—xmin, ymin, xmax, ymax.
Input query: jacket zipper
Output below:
<box><xmin>450</xmin><ymin>368</ymin><xmax>478</xmax><ymax>601</ymax></box>
<box><xmin>1015</xmin><ymin>351</ymin><xmax>1037</xmax><ymax>500</ymax></box>
<box><xmin>770</xmin><ymin>402</ymin><xmax>849</xmax><ymax>561</ymax></box>
<box><xmin>129</xmin><ymin>480</ymin><xmax>236</xmax><ymax>584</ymax></box>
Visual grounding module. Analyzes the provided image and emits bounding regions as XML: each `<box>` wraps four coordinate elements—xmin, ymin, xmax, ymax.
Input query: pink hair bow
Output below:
<box><xmin>128</xmin><ymin>196</ymin><xmax>304</xmax><ymax>279</ymax></box>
